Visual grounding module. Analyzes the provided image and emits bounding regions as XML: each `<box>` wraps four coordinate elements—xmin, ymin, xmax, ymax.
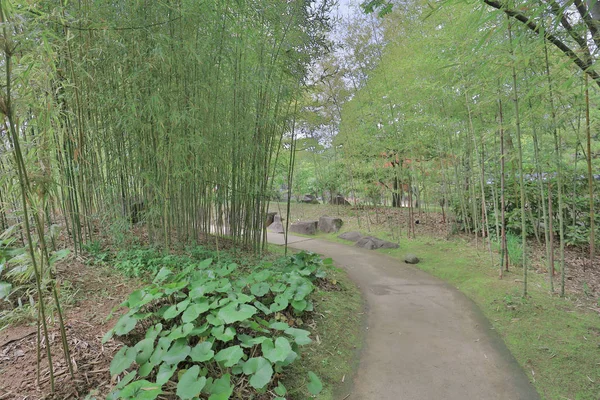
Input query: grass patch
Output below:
<box><xmin>281</xmin><ymin>262</ymin><xmax>364</xmax><ymax>400</ymax></box>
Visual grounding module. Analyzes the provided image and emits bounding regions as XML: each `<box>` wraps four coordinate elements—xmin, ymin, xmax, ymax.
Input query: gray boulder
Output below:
<box><xmin>355</xmin><ymin>236</ymin><xmax>399</xmax><ymax>250</ymax></box>
<box><xmin>404</xmin><ymin>254</ymin><xmax>420</xmax><ymax>264</ymax></box>
<box><xmin>318</xmin><ymin>216</ymin><xmax>343</xmax><ymax>233</ymax></box>
<box><xmin>338</xmin><ymin>231</ymin><xmax>363</xmax><ymax>242</ymax></box>
<box><xmin>268</xmin><ymin>214</ymin><xmax>285</xmax><ymax>233</ymax></box>
<box><xmin>301</xmin><ymin>194</ymin><xmax>319</xmax><ymax>204</ymax></box>
<box><xmin>290</xmin><ymin>220</ymin><xmax>318</xmax><ymax>235</ymax></box>
<box><xmin>266</xmin><ymin>212</ymin><xmax>277</xmax><ymax>227</ymax></box>
<box><xmin>354</xmin><ymin>237</ymin><xmax>379</xmax><ymax>250</ymax></box>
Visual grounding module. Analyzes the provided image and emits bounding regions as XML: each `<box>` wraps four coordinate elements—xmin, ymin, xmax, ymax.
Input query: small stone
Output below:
<box><xmin>404</xmin><ymin>254</ymin><xmax>420</xmax><ymax>264</ymax></box>
<box><xmin>300</xmin><ymin>194</ymin><xmax>319</xmax><ymax>204</ymax></box>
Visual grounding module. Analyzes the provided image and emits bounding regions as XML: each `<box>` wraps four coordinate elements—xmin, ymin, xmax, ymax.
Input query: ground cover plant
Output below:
<box><xmin>101</xmin><ymin>250</ymin><xmax>332</xmax><ymax>399</ymax></box>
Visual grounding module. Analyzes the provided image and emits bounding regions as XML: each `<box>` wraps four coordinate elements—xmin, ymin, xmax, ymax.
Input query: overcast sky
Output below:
<box><xmin>335</xmin><ymin>0</ymin><xmax>359</xmax><ymax>19</ymax></box>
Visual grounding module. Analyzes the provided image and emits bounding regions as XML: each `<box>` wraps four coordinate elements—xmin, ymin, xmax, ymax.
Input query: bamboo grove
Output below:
<box><xmin>0</xmin><ymin>0</ymin><xmax>331</xmax><ymax>391</ymax></box>
<box><xmin>0</xmin><ymin>1</ymin><xmax>332</xmax><ymax>251</ymax></box>
<box><xmin>293</xmin><ymin>0</ymin><xmax>600</xmax><ymax>298</ymax></box>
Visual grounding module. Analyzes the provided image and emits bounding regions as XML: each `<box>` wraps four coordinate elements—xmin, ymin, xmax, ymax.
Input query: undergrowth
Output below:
<box><xmin>98</xmin><ymin>248</ymin><xmax>336</xmax><ymax>400</ymax></box>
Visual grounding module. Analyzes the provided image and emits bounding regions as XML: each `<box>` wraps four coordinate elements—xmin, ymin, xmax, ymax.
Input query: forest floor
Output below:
<box><xmin>270</xmin><ymin>202</ymin><xmax>600</xmax><ymax>400</ymax></box>
<box><xmin>0</xmin><ymin>258</ymin><xmax>139</xmax><ymax>399</ymax></box>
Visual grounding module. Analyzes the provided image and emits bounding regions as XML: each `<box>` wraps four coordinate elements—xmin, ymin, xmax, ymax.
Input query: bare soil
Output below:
<box><xmin>0</xmin><ymin>258</ymin><xmax>138</xmax><ymax>399</ymax></box>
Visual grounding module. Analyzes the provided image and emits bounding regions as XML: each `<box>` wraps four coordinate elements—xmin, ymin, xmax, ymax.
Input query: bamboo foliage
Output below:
<box><xmin>332</xmin><ymin>0</ymin><xmax>600</xmax><ymax>298</ymax></box>
<box><xmin>0</xmin><ymin>0</ymin><xmax>330</xmax><ymax>250</ymax></box>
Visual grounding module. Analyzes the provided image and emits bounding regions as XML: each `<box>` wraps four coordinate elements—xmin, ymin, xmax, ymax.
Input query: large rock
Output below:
<box><xmin>354</xmin><ymin>237</ymin><xmax>379</xmax><ymax>250</ymax></box>
<box><xmin>338</xmin><ymin>231</ymin><xmax>363</xmax><ymax>242</ymax></box>
<box><xmin>268</xmin><ymin>214</ymin><xmax>285</xmax><ymax>233</ymax></box>
<box><xmin>404</xmin><ymin>254</ymin><xmax>420</xmax><ymax>264</ymax></box>
<box><xmin>318</xmin><ymin>216</ymin><xmax>343</xmax><ymax>233</ymax></box>
<box><xmin>290</xmin><ymin>221</ymin><xmax>318</xmax><ymax>235</ymax></box>
<box><xmin>301</xmin><ymin>194</ymin><xmax>319</xmax><ymax>204</ymax></box>
<box><xmin>355</xmin><ymin>236</ymin><xmax>399</xmax><ymax>250</ymax></box>
<box><xmin>266</xmin><ymin>212</ymin><xmax>277</xmax><ymax>227</ymax></box>
<box><xmin>331</xmin><ymin>195</ymin><xmax>351</xmax><ymax>206</ymax></box>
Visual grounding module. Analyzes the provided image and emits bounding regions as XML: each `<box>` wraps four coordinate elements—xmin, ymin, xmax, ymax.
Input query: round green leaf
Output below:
<box><xmin>250</xmin><ymin>282</ymin><xmax>270</xmax><ymax>297</ymax></box>
<box><xmin>190</xmin><ymin>341</ymin><xmax>214</xmax><ymax>362</ymax></box>
<box><xmin>166</xmin><ymin>322</ymin><xmax>194</xmax><ymax>340</ymax></box>
<box><xmin>153</xmin><ymin>267</ymin><xmax>172</xmax><ymax>284</ymax></box>
<box><xmin>138</xmin><ymin>361</ymin><xmax>155</xmax><ymax>378</ymax></box>
<box><xmin>269</xmin><ymin>295</ymin><xmax>288</xmax><ymax>313</ymax></box>
<box><xmin>217</xmin><ymin>302</ymin><xmax>257</xmax><ymax>324</ymax></box>
<box><xmin>145</xmin><ymin>323</ymin><xmax>163</xmax><ymax>340</ymax></box>
<box><xmin>110</xmin><ymin>346</ymin><xmax>137</xmax><ymax>376</ymax></box>
<box><xmin>163</xmin><ymin>299</ymin><xmax>190</xmax><ymax>320</ymax></box>
<box><xmin>115</xmin><ymin>370</ymin><xmax>137</xmax><ymax>389</ymax></box>
<box><xmin>212</xmin><ymin>325</ymin><xmax>236</xmax><ymax>342</ymax></box>
<box><xmin>149</xmin><ymin>337</ymin><xmax>172</xmax><ymax>365</ymax></box>
<box><xmin>214</xmin><ymin>345</ymin><xmax>244</xmax><ymax>367</ymax></box>
<box><xmin>208</xmin><ymin>373</ymin><xmax>233</xmax><ymax>400</ymax></box>
<box><xmin>134</xmin><ymin>338</ymin><xmax>155</xmax><ymax>364</ymax></box>
<box><xmin>307</xmin><ymin>371</ymin><xmax>323</xmax><ymax>395</ymax></box>
<box><xmin>253</xmin><ymin>301</ymin><xmax>272</xmax><ymax>315</ymax></box>
<box><xmin>274</xmin><ymin>382</ymin><xmax>287</xmax><ymax>396</ymax></box>
<box><xmin>177</xmin><ymin>366</ymin><xmax>207</xmax><ymax>400</ymax></box>
<box><xmin>182</xmin><ymin>301</ymin><xmax>210</xmax><ymax>323</ymax></box>
<box><xmin>262</xmin><ymin>337</ymin><xmax>292</xmax><ymax>364</ymax></box>
<box><xmin>284</xmin><ymin>328</ymin><xmax>312</xmax><ymax>345</ymax></box>
<box><xmin>269</xmin><ymin>322</ymin><xmax>289</xmax><ymax>331</ymax></box>
<box><xmin>119</xmin><ymin>380</ymin><xmax>162</xmax><ymax>400</ymax></box>
<box><xmin>163</xmin><ymin>339</ymin><xmax>191</xmax><ymax>365</ymax></box>
<box><xmin>156</xmin><ymin>362</ymin><xmax>177</xmax><ymax>385</ymax></box>
<box><xmin>291</xmin><ymin>299</ymin><xmax>307</xmax><ymax>312</ymax></box>
<box><xmin>114</xmin><ymin>313</ymin><xmax>137</xmax><ymax>336</ymax></box>
<box><xmin>242</xmin><ymin>357</ymin><xmax>273</xmax><ymax>389</ymax></box>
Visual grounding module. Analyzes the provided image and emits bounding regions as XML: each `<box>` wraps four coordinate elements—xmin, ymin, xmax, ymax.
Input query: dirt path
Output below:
<box><xmin>268</xmin><ymin>233</ymin><xmax>539</xmax><ymax>400</ymax></box>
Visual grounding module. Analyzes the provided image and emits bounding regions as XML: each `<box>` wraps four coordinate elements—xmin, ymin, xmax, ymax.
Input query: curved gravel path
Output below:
<box><xmin>267</xmin><ymin>232</ymin><xmax>539</xmax><ymax>400</ymax></box>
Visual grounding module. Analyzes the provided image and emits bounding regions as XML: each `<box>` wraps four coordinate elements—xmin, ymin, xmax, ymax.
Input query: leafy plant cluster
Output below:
<box><xmin>1</xmin><ymin>226</ymin><xmax>70</xmax><ymax>322</ymax></box>
<box><xmin>450</xmin><ymin>174</ymin><xmax>600</xmax><ymax>248</ymax></box>
<box><xmin>0</xmin><ymin>226</ymin><xmax>22</xmax><ymax>302</ymax></box>
<box><xmin>86</xmin><ymin>244</ymin><xmax>240</xmax><ymax>279</ymax></box>
<box><xmin>102</xmin><ymin>251</ymin><xmax>329</xmax><ymax>399</ymax></box>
